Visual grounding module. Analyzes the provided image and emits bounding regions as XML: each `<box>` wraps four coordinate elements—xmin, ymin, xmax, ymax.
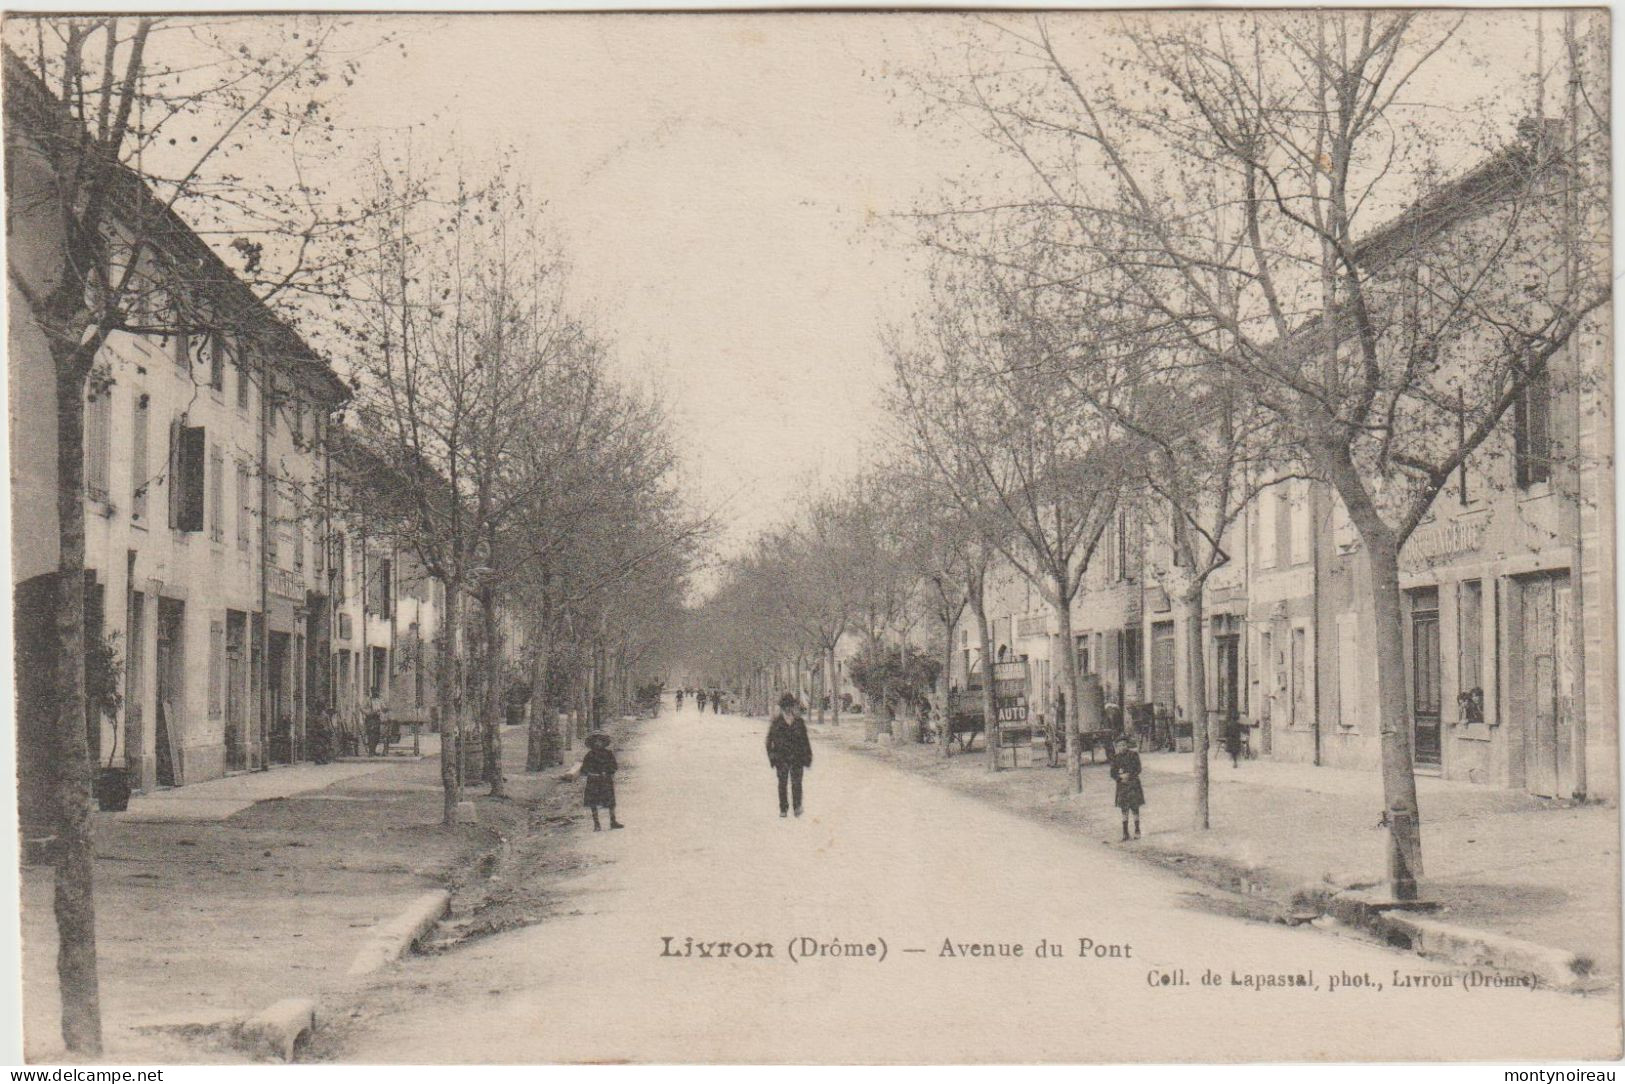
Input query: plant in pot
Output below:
<box><xmin>847</xmin><ymin>640</ymin><xmax>941</xmax><ymax>743</ymax></box>
<box><xmin>88</xmin><ymin>629</ymin><xmax>128</xmax><ymax>811</ymax></box>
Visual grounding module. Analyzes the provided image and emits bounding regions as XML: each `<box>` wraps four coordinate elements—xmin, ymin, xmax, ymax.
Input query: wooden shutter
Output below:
<box><xmin>208</xmin><ymin>620</ymin><xmax>225</xmax><ymax>718</ymax></box>
<box><xmin>130</xmin><ymin>396</ymin><xmax>149</xmax><ymax>522</ymax></box>
<box><xmin>177</xmin><ymin>425</ymin><xmax>206</xmax><ymax>532</ymax></box>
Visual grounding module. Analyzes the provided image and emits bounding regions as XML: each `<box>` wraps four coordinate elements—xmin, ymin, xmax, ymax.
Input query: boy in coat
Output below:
<box><xmin>765</xmin><ymin>692</ymin><xmax>813</xmax><ymax>818</ymax></box>
<box><xmin>1110</xmin><ymin>735</ymin><xmax>1144</xmax><ymax>840</ymax></box>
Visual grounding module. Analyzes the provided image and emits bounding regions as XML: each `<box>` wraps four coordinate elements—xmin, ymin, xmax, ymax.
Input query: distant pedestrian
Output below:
<box><xmin>581</xmin><ymin>732</ymin><xmax>624</xmax><ymax>831</ymax></box>
<box><xmin>696</xmin><ymin>689</ymin><xmax>708</xmax><ymax>713</ymax></box>
<box><xmin>1110</xmin><ymin>736</ymin><xmax>1144</xmax><ymax>840</ymax></box>
<box><xmin>676</xmin><ymin>688</ymin><xmax>685</xmax><ymax>710</ymax></box>
<box><xmin>1224</xmin><ymin>716</ymin><xmax>1244</xmax><ymax>768</ymax></box>
<box><xmin>711</xmin><ymin>689</ymin><xmax>721</xmax><ymax>714</ymax></box>
<box><xmin>766</xmin><ymin>692</ymin><xmax>813</xmax><ymax>818</ymax></box>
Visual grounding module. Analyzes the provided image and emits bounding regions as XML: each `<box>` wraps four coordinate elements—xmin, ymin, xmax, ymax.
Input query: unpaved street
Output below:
<box><xmin>326</xmin><ymin>709</ymin><xmax>1622</xmax><ymax>1063</ymax></box>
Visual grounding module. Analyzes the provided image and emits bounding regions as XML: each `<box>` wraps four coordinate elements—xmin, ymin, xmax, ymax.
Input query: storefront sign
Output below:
<box><xmin>1407</xmin><ymin>518</ymin><xmax>1489</xmax><ymax>563</ymax></box>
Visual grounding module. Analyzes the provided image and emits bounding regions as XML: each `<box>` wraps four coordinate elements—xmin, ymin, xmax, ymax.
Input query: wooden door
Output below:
<box><xmin>1518</xmin><ymin>573</ymin><xmax>1571</xmax><ymax>798</ymax></box>
<box><xmin>1411</xmin><ymin>605</ymin><xmax>1442</xmax><ymax>768</ymax></box>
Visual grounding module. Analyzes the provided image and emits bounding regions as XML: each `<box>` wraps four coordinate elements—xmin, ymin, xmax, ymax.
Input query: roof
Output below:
<box><xmin>1353</xmin><ymin>119</ymin><xmax>1564</xmax><ymax>270</ymax></box>
<box><xmin>2</xmin><ymin>46</ymin><xmax>349</xmax><ymax>406</ymax></box>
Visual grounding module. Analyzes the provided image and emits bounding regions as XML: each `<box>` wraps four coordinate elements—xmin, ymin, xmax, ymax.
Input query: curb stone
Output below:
<box><xmin>235</xmin><ymin>997</ymin><xmax>317</xmax><ymax>1062</ymax></box>
<box><xmin>346</xmin><ymin>889</ymin><xmax>452</xmax><ymax>977</ymax></box>
<box><xmin>1376</xmin><ymin>912</ymin><xmax>1593</xmax><ymax>990</ymax></box>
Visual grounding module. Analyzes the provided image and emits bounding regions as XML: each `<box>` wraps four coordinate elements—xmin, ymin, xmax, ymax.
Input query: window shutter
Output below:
<box><xmin>209</xmin><ymin>620</ymin><xmax>225</xmax><ymax>719</ymax></box>
<box><xmin>130</xmin><ymin>396</ymin><xmax>149</xmax><ymax>522</ymax></box>
<box><xmin>178</xmin><ymin>425</ymin><xmax>206</xmax><ymax>532</ymax></box>
<box><xmin>167</xmin><ymin>420</ymin><xmax>181</xmax><ymax>528</ymax></box>
<box><xmin>209</xmin><ymin>445</ymin><xmax>224</xmax><ymax>542</ymax></box>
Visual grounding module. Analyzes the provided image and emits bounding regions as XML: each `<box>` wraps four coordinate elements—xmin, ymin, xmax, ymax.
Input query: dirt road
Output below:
<box><xmin>324</xmin><ymin>709</ymin><xmax>1622</xmax><ymax>1063</ymax></box>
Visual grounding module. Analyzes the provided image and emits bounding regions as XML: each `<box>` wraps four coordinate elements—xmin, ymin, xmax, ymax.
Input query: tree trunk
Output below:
<box><xmin>942</xmin><ymin>614</ymin><xmax>949</xmax><ymax>760</ymax></box>
<box><xmin>52</xmin><ymin>361</ymin><xmax>103</xmax><ymax>1053</ymax></box>
<box><xmin>479</xmin><ymin>581</ymin><xmax>504</xmax><ymax>797</ymax></box>
<box><xmin>1368</xmin><ymin>537</ymin><xmax>1423</xmax><ymax>897</ymax></box>
<box><xmin>971</xmin><ymin>579</ymin><xmax>998</xmax><ymax>773</ymax></box>
<box><xmin>438</xmin><ymin>583</ymin><xmax>464</xmax><ymax>825</ymax></box>
<box><xmin>1179</xmin><ymin>591</ymin><xmax>1211</xmax><ymax>830</ymax></box>
<box><xmin>526</xmin><ymin>602</ymin><xmax>554</xmax><ymax>772</ymax></box>
<box><xmin>1052</xmin><ymin>576</ymin><xmax>1084</xmax><ymax>794</ymax></box>
<box><xmin>827</xmin><ymin>644</ymin><xmax>840</xmax><ymax>727</ymax></box>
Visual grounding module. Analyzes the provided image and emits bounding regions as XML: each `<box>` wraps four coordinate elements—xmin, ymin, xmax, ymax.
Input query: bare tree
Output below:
<box><xmin>915</xmin><ymin>8</ymin><xmax>1609</xmax><ymax>894</ymax></box>
<box><xmin>3</xmin><ymin>17</ymin><xmax>389</xmax><ymax>1050</ymax></box>
<box><xmin>891</xmin><ymin>265</ymin><xmax>1125</xmax><ymax>792</ymax></box>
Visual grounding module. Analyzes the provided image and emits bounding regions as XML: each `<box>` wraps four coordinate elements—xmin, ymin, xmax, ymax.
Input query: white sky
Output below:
<box><xmin>328</xmin><ymin>14</ymin><xmax>984</xmax><ymax>563</ymax></box>
<box><xmin>320</xmin><ymin>11</ymin><xmax>1553</xmax><ymax>570</ymax></box>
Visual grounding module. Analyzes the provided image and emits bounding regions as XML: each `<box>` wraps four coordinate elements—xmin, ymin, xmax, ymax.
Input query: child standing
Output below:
<box><xmin>1110</xmin><ymin>736</ymin><xmax>1144</xmax><ymax>840</ymax></box>
<box><xmin>581</xmin><ymin>732</ymin><xmax>623</xmax><ymax>831</ymax></box>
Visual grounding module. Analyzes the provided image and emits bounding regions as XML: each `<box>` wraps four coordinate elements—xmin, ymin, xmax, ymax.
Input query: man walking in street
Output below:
<box><xmin>766</xmin><ymin>692</ymin><xmax>813</xmax><ymax>818</ymax></box>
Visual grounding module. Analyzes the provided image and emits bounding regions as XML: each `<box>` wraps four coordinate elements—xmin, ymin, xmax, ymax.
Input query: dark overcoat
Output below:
<box><xmin>766</xmin><ymin>714</ymin><xmax>813</xmax><ymax>769</ymax></box>
<box><xmin>1110</xmin><ymin>748</ymin><xmax>1145</xmax><ymax>812</ymax></box>
<box><xmin>582</xmin><ymin>747</ymin><xmax>618</xmax><ymax>808</ymax></box>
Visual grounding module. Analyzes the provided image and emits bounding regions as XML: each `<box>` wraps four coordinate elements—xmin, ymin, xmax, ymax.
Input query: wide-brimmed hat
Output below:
<box><xmin>778</xmin><ymin>693</ymin><xmax>799</xmax><ymax>710</ymax></box>
<box><xmin>1118</xmin><ymin>734</ymin><xmax>1139</xmax><ymax>748</ymax></box>
<box><xmin>586</xmin><ymin>732</ymin><xmax>612</xmax><ymax>749</ymax></box>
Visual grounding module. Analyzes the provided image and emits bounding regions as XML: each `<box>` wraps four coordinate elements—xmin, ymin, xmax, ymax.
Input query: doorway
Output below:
<box><xmin>225</xmin><ymin>611</ymin><xmax>247</xmax><ymax>770</ymax></box>
<box><xmin>1410</xmin><ymin>591</ymin><xmax>1442</xmax><ymax>769</ymax></box>
<box><xmin>1150</xmin><ymin>621</ymin><xmax>1176</xmax><ymax>713</ymax></box>
<box><xmin>1514</xmin><ymin>572</ymin><xmax>1572</xmax><ymax>798</ymax></box>
<box><xmin>154</xmin><ymin>598</ymin><xmax>185</xmax><ymax>786</ymax></box>
<box><xmin>269</xmin><ymin>631</ymin><xmax>292</xmax><ymax>764</ymax></box>
<box><xmin>1215</xmin><ymin>631</ymin><xmax>1242</xmax><ymax>727</ymax></box>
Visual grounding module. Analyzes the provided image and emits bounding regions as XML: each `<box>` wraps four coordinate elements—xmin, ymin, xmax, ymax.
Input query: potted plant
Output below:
<box><xmin>88</xmin><ymin>629</ymin><xmax>128</xmax><ymax>811</ymax></box>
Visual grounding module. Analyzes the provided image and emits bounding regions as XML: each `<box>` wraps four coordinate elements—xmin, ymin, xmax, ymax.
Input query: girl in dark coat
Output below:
<box><xmin>1223</xmin><ymin>716</ymin><xmax>1245</xmax><ymax>767</ymax></box>
<box><xmin>581</xmin><ymin>733</ymin><xmax>623</xmax><ymax>831</ymax></box>
<box><xmin>1110</xmin><ymin>736</ymin><xmax>1144</xmax><ymax>840</ymax></box>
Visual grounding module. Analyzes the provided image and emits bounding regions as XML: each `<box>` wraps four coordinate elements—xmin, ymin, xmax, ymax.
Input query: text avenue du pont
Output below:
<box><xmin>659</xmin><ymin>936</ymin><xmax>1133</xmax><ymax>964</ymax></box>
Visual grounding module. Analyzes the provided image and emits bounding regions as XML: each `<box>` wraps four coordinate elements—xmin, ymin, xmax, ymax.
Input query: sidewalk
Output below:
<box><xmin>810</xmin><ymin>720</ymin><xmax>1620</xmax><ymax>985</ymax></box>
<box><xmin>21</xmin><ymin>726</ymin><xmax>540</xmax><ymax>1063</ymax></box>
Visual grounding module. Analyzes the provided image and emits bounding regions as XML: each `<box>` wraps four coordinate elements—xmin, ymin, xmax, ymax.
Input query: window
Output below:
<box><xmin>334</xmin><ymin>536</ymin><xmax>347</xmax><ymax>602</ymax></box>
<box><xmin>1257</xmin><ymin>488</ymin><xmax>1278</xmax><ymax>569</ymax></box>
<box><xmin>266</xmin><ymin>473</ymin><xmax>279</xmax><ymax>563</ymax></box>
<box><xmin>378</xmin><ymin>557</ymin><xmax>393</xmax><ymax>618</ymax></box>
<box><xmin>236</xmin><ymin>352</ymin><xmax>251</xmax><ymax>411</ymax></box>
<box><xmin>168</xmin><ymin>421</ymin><xmax>205</xmax><ymax>532</ymax></box>
<box><xmin>1170</xmin><ymin>504</ymin><xmax>1188</xmax><ymax>567</ymax></box>
<box><xmin>291</xmin><ymin>396</ymin><xmax>305</xmax><ymax>445</ymax></box>
<box><xmin>208</xmin><ymin>334</ymin><xmax>227</xmax><ymax>393</ymax></box>
<box><xmin>170</xmin><ymin>302</ymin><xmax>190</xmax><ymax>374</ymax></box>
<box><xmin>1332</xmin><ymin>493</ymin><xmax>1358</xmax><ymax>552</ymax></box>
<box><xmin>236</xmin><ymin>463</ymin><xmax>251</xmax><ymax>551</ymax></box>
<box><xmin>1288</xmin><ymin>482</ymin><xmax>1310</xmax><ymax>565</ymax></box>
<box><xmin>1116</xmin><ymin>511</ymin><xmax>1130</xmax><ymax>581</ymax></box>
<box><xmin>85</xmin><ymin>385</ymin><xmax>111</xmax><ymax>503</ymax></box>
<box><xmin>1458</xmin><ymin>581</ymin><xmax>1484</xmax><ymax>725</ymax></box>
<box><xmin>1290</xmin><ymin>624</ymin><xmax>1309</xmax><ymax>727</ymax></box>
<box><xmin>1337</xmin><ymin>612</ymin><xmax>1360</xmax><ymax>729</ymax></box>
<box><xmin>1514</xmin><ymin>367</ymin><xmax>1552</xmax><ymax>488</ymax></box>
<box><xmin>208</xmin><ymin>445</ymin><xmax>224</xmax><ymax>542</ymax></box>
<box><xmin>130</xmin><ymin>394</ymin><xmax>149</xmax><ymax>522</ymax></box>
